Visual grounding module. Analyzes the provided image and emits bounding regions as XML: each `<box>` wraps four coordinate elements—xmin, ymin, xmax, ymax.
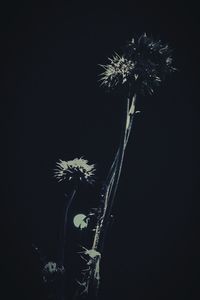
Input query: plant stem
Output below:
<box><xmin>58</xmin><ymin>188</ymin><xmax>77</xmax><ymax>300</ymax></box>
<box><xmin>59</xmin><ymin>188</ymin><xmax>77</xmax><ymax>266</ymax></box>
<box><xmin>76</xmin><ymin>93</ymin><xmax>137</xmax><ymax>299</ymax></box>
<box><xmin>99</xmin><ymin>93</ymin><xmax>137</xmax><ymax>252</ymax></box>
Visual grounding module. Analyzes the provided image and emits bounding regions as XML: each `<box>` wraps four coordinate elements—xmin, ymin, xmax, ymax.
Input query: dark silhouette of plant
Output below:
<box><xmin>75</xmin><ymin>33</ymin><xmax>176</xmax><ymax>299</ymax></box>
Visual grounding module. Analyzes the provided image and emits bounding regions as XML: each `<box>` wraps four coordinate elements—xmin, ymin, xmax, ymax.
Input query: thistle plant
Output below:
<box><xmin>99</xmin><ymin>33</ymin><xmax>176</xmax><ymax>245</ymax></box>
<box><xmin>100</xmin><ymin>32</ymin><xmax>176</xmax><ymax>95</ymax></box>
<box><xmin>75</xmin><ymin>33</ymin><xmax>176</xmax><ymax>299</ymax></box>
<box><xmin>32</xmin><ymin>158</ymin><xmax>95</xmax><ymax>299</ymax></box>
<box><xmin>33</xmin><ymin>33</ymin><xmax>176</xmax><ymax>300</ymax></box>
<box><xmin>54</xmin><ymin>158</ymin><xmax>95</xmax><ymax>267</ymax></box>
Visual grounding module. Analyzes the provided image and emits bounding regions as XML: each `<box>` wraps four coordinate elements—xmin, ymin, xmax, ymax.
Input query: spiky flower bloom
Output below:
<box><xmin>54</xmin><ymin>158</ymin><xmax>96</xmax><ymax>184</ymax></box>
<box><xmin>100</xmin><ymin>33</ymin><xmax>176</xmax><ymax>95</ymax></box>
<box><xmin>99</xmin><ymin>53</ymin><xmax>135</xmax><ymax>88</ymax></box>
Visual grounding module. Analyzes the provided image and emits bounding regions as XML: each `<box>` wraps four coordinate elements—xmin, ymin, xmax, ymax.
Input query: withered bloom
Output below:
<box><xmin>42</xmin><ymin>261</ymin><xmax>65</xmax><ymax>283</ymax></box>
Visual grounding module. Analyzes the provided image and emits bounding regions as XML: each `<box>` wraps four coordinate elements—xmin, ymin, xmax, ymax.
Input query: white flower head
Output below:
<box><xmin>99</xmin><ymin>53</ymin><xmax>135</xmax><ymax>88</ymax></box>
<box><xmin>54</xmin><ymin>157</ymin><xmax>96</xmax><ymax>184</ymax></box>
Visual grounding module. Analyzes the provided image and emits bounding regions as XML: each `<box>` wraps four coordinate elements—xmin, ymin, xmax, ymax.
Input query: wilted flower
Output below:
<box><xmin>100</xmin><ymin>33</ymin><xmax>176</xmax><ymax>95</ymax></box>
<box><xmin>42</xmin><ymin>261</ymin><xmax>65</xmax><ymax>283</ymax></box>
<box><xmin>54</xmin><ymin>157</ymin><xmax>96</xmax><ymax>184</ymax></box>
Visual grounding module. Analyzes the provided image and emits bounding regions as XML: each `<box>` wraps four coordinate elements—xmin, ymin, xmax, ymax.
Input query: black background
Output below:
<box><xmin>1</xmin><ymin>1</ymin><xmax>199</xmax><ymax>299</ymax></box>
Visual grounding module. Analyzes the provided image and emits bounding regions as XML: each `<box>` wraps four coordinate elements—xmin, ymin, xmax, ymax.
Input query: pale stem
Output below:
<box><xmin>58</xmin><ymin>188</ymin><xmax>76</xmax><ymax>300</ymax></box>
<box><xmin>98</xmin><ymin>93</ymin><xmax>137</xmax><ymax>252</ymax></box>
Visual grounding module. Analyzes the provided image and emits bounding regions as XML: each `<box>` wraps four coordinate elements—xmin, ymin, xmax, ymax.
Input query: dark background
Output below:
<box><xmin>1</xmin><ymin>1</ymin><xmax>199</xmax><ymax>299</ymax></box>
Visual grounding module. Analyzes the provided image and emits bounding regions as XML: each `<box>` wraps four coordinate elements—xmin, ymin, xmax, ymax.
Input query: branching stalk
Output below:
<box><xmin>99</xmin><ymin>93</ymin><xmax>136</xmax><ymax>252</ymax></box>
<box><xmin>79</xmin><ymin>93</ymin><xmax>137</xmax><ymax>298</ymax></box>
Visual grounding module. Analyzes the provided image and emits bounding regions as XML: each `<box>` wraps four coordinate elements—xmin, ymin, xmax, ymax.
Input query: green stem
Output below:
<box><xmin>99</xmin><ymin>93</ymin><xmax>137</xmax><ymax>252</ymax></box>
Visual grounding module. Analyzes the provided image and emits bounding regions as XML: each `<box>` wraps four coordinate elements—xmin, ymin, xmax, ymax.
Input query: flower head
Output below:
<box><xmin>99</xmin><ymin>33</ymin><xmax>176</xmax><ymax>95</ymax></box>
<box><xmin>42</xmin><ymin>261</ymin><xmax>65</xmax><ymax>283</ymax></box>
<box><xmin>99</xmin><ymin>53</ymin><xmax>135</xmax><ymax>88</ymax></box>
<box><xmin>54</xmin><ymin>157</ymin><xmax>96</xmax><ymax>184</ymax></box>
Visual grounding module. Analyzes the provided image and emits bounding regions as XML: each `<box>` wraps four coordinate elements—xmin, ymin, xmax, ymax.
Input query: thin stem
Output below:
<box><xmin>58</xmin><ymin>188</ymin><xmax>76</xmax><ymax>300</ymax></box>
<box><xmin>100</xmin><ymin>97</ymin><xmax>129</xmax><ymax>240</ymax></box>
<box><xmin>105</xmin><ymin>93</ymin><xmax>137</xmax><ymax>185</ymax></box>
<box><xmin>92</xmin><ymin>174</ymin><xmax>115</xmax><ymax>250</ymax></box>
<box><xmin>89</xmin><ymin>95</ymin><xmax>131</xmax><ymax>255</ymax></box>
<box><xmin>99</xmin><ymin>93</ymin><xmax>137</xmax><ymax>252</ymax></box>
<box><xmin>104</xmin><ymin>93</ymin><xmax>136</xmax><ymax>190</ymax></box>
<box><xmin>77</xmin><ymin>93</ymin><xmax>137</xmax><ymax>299</ymax></box>
<box><xmin>59</xmin><ymin>188</ymin><xmax>77</xmax><ymax>266</ymax></box>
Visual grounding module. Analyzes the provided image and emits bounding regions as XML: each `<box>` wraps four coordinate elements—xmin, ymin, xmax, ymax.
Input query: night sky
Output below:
<box><xmin>1</xmin><ymin>1</ymin><xmax>199</xmax><ymax>300</ymax></box>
